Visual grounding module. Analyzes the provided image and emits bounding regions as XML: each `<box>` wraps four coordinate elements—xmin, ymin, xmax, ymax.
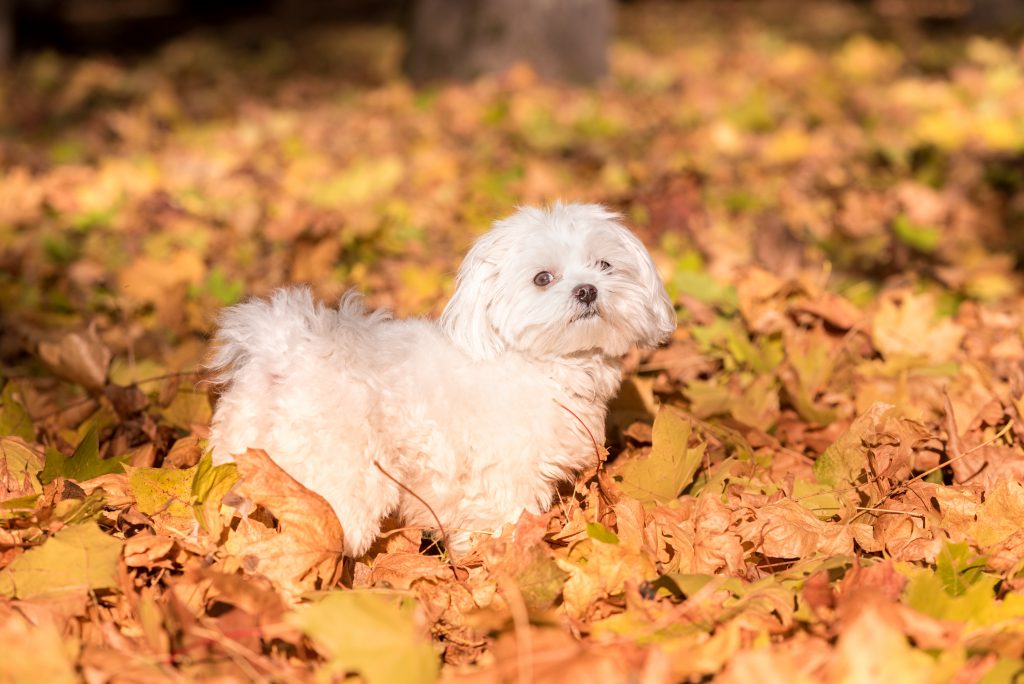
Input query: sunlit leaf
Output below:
<box><xmin>936</xmin><ymin>541</ymin><xmax>986</xmax><ymax>597</ymax></box>
<box><xmin>0</xmin><ymin>522</ymin><xmax>123</xmax><ymax>598</ymax></box>
<box><xmin>291</xmin><ymin>591</ymin><xmax>438</xmax><ymax>684</ymax></box>
<box><xmin>586</xmin><ymin>522</ymin><xmax>620</xmax><ymax>544</ymax></box>
<box><xmin>161</xmin><ymin>390</ymin><xmax>212</xmax><ymax>431</ymax></box>
<box><xmin>191</xmin><ymin>452</ymin><xmax>238</xmax><ymax>533</ymax></box>
<box><xmin>813</xmin><ymin>402</ymin><xmax>893</xmax><ymax>487</ymax></box>
<box><xmin>616</xmin><ymin>406</ymin><xmax>705</xmax><ymax>504</ymax></box>
<box><xmin>0</xmin><ymin>613</ymin><xmax>78</xmax><ymax>684</ymax></box>
<box><xmin>127</xmin><ymin>463</ymin><xmax>197</xmax><ymax>521</ymax></box>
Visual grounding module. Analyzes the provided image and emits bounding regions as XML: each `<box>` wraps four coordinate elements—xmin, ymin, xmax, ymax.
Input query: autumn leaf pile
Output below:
<box><xmin>3</xmin><ymin>3</ymin><xmax>1024</xmax><ymax>681</ymax></box>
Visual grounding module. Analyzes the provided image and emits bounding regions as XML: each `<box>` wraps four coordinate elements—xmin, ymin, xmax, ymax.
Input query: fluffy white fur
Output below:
<box><xmin>208</xmin><ymin>203</ymin><xmax>676</xmax><ymax>557</ymax></box>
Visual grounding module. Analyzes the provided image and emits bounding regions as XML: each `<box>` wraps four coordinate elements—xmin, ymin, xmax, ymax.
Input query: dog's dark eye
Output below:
<box><xmin>598</xmin><ymin>260</ymin><xmax>612</xmax><ymax>271</ymax></box>
<box><xmin>533</xmin><ymin>271</ymin><xmax>554</xmax><ymax>287</ymax></box>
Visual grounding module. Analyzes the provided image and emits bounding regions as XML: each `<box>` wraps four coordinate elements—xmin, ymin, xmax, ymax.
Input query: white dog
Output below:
<box><xmin>208</xmin><ymin>203</ymin><xmax>675</xmax><ymax>557</ymax></box>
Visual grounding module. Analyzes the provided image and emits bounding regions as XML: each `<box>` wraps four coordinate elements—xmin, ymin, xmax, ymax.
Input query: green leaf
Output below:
<box><xmin>685</xmin><ymin>377</ymin><xmax>734</xmax><ymax>420</ymax></box>
<box><xmin>291</xmin><ymin>591</ymin><xmax>439</xmax><ymax>684</ymax></box>
<box><xmin>0</xmin><ymin>383</ymin><xmax>35</xmax><ymax>442</ymax></box>
<box><xmin>108</xmin><ymin>357</ymin><xmax>165</xmax><ymax>387</ymax></box>
<box><xmin>936</xmin><ymin>541</ymin><xmax>985</xmax><ymax>597</ymax></box>
<box><xmin>0</xmin><ymin>494</ymin><xmax>40</xmax><ymax>517</ymax></box>
<box><xmin>691</xmin><ymin>317</ymin><xmax>782</xmax><ymax>372</ymax></box>
<box><xmin>191</xmin><ymin>452</ymin><xmax>238</xmax><ymax>532</ymax></box>
<box><xmin>616</xmin><ymin>407</ymin><xmax>706</xmax><ymax>504</ymax></box>
<box><xmin>791</xmin><ymin>479</ymin><xmax>843</xmax><ymax>518</ymax></box>
<box><xmin>893</xmin><ymin>213</ymin><xmax>940</xmax><ymax>253</ymax></box>
<box><xmin>590</xmin><ymin>606</ymin><xmax>705</xmax><ymax>643</ymax></box>
<box><xmin>128</xmin><ymin>464</ymin><xmax>198</xmax><ymax>521</ymax></box>
<box><xmin>39</xmin><ymin>427</ymin><xmax>127</xmax><ymax>485</ymax></box>
<box><xmin>0</xmin><ymin>522</ymin><xmax>124</xmax><ymax>599</ymax></box>
<box><xmin>192</xmin><ymin>267</ymin><xmax>244</xmax><ymax>306</ymax></box>
<box><xmin>671</xmin><ymin>270</ymin><xmax>738</xmax><ymax>311</ymax></box>
<box><xmin>654</xmin><ymin>573</ymin><xmax>744</xmax><ymax>600</ymax></box>
<box><xmin>307</xmin><ymin>156</ymin><xmax>404</xmax><ymax>209</ymax></box>
<box><xmin>904</xmin><ymin>568</ymin><xmax>1024</xmax><ymax>628</ymax></box>
<box><xmin>586</xmin><ymin>522</ymin><xmax>620</xmax><ymax>544</ymax></box>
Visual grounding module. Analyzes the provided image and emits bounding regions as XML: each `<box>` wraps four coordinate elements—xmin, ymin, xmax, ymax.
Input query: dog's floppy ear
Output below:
<box><xmin>620</xmin><ymin>223</ymin><xmax>677</xmax><ymax>348</ymax></box>
<box><xmin>441</xmin><ymin>228</ymin><xmax>507</xmax><ymax>359</ymax></box>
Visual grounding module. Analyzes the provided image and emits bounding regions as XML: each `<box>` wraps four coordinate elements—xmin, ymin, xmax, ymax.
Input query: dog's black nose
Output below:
<box><xmin>574</xmin><ymin>284</ymin><xmax>598</xmax><ymax>305</ymax></box>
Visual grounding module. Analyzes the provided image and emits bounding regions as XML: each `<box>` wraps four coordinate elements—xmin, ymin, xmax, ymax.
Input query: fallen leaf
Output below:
<box><xmin>0</xmin><ymin>522</ymin><xmax>124</xmax><ymax>598</ymax></box>
<box><xmin>872</xmin><ymin>292</ymin><xmax>964</xmax><ymax>364</ymax></box>
<box><xmin>226</xmin><ymin>449</ymin><xmax>344</xmax><ymax>600</ymax></box>
<box><xmin>127</xmin><ymin>463</ymin><xmax>196</xmax><ymax>522</ymax></box>
<box><xmin>39</xmin><ymin>427</ymin><xmax>127</xmax><ymax>485</ymax></box>
<box><xmin>0</xmin><ymin>383</ymin><xmax>35</xmax><ymax>442</ymax></box>
<box><xmin>615</xmin><ymin>406</ymin><xmax>706</xmax><ymax>504</ymax></box>
<box><xmin>1</xmin><ymin>437</ymin><xmax>44</xmax><ymax>499</ymax></box>
<box><xmin>829</xmin><ymin>604</ymin><xmax>936</xmax><ymax>684</ymax></box>
<box><xmin>36</xmin><ymin>322</ymin><xmax>111</xmax><ymax>391</ymax></box>
<box><xmin>291</xmin><ymin>590</ymin><xmax>439</xmax><ymax>684</ymax></box>
<box><xmin>0</xmin><ymin>608</ymin><xmax>79</xmax><ymax>684</ymax></box>
<box><xmin>190</xmin><ymin>451</ymin><xmax>237</xmax><ymax>535</ymax></box>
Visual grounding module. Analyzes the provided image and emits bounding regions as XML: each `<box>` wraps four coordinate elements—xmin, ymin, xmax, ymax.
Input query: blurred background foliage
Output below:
<box><xmin>1</xmin><ymin>0</ymin><xmax>1023</xmax><ymax>380</ymax></box>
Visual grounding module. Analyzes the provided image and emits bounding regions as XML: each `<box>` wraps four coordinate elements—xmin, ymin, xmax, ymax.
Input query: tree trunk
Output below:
<box><xmin>404</xmin><ymin>0</ymin><xmax>612</xmax><ymax>85</ymax></box>
<box><xmin>969</xmin><ymin>0</ymin><xmax>1024</xmax><ymax>32</ymax></box>
<box><xmin>0</xmin><ymin>0</ymin><xmax>11</xmax><ymax>67</ymax></box>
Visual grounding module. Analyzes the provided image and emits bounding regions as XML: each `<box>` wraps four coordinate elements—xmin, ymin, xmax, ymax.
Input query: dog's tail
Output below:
<box><xmin>207</xmin><ymin>287</ymin><xmax>378</xmax><ymax>386</ymax></box>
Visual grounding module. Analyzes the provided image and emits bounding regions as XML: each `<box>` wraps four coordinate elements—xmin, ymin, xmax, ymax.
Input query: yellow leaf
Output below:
<box><xmin>616</xmin><ymin>406</ymin><xmax>705</xmax><ymax>504</ymax></box>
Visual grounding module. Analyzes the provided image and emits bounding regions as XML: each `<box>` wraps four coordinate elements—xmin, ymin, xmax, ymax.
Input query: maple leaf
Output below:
<box><xmin>291</xmin><ymin>591</ymin><xmax>439</xmax><ymax>684</ymax></box>
<box><xmin>39</xmin><ymin>427</ymin><xmax>127</xmax><ymax>486</ymax></box>
<box><xmin>0</xmin><ymin>523</ymin><xmax>123</xmax><ymax>599</ymax></box>
<box><xmin>223</xmin><ymin>448</ymin><xmax>344</xmax><ymax>600</ymax></box>
<box><xmin>615</xmin><ymin>406</ymin><xmax>706</xmax><ymax>504</ymax></box>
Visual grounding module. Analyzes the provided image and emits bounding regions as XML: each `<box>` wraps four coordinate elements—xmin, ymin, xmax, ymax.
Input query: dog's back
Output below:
<box><xmin>207</xmin><ymin>287</ymin><xmax>404</xmax><ymax>556</ymax></box>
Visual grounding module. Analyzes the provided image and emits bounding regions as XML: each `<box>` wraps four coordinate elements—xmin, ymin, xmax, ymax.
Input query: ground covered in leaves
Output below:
<box><xmin>3</xmin><ymin>2</ymin><xmax>1024</xmax><ymax>681</ymax></box>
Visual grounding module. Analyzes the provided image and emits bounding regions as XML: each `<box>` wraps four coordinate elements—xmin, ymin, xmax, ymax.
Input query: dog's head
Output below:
<box><xmin>441</xmin><ymin>202</ymin><xmax>676</xmax><ymax>359</ymax></box>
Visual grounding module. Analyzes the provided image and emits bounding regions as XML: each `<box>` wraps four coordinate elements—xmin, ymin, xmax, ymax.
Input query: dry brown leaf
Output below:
<box><xmin>36</xmin><ymin>322</ymin><xmax>111</xmax><ymax>391</ymax></box>
<box><xmin>225</xmin><ymin>448</ymin><xmax>344</xmax><ymax>601</ymax></box>
<box><xmin>558</xmin><ymin>537</ymin><xmax>657</xmax><ymax>620</ymax></box>
<box><xmin>370</xmin><ymin>552</ymin><xmax>454</xmax><ymax>590</ymax></box>
<box><xmin>0</xmin><ymin>605</ymin><xmax>79</xmax><ymax>684</ymax></box>
<box><xmin>453</xmin><ymin>627</ymin><xmax>651</xmax><ymax>684</ymax></box>
<box><xmin>717</xmin><ymin>636</ymin><xmax>830</xmax><ymax>684</ymax></box>
<box><xmin>829</xmin><ymin>605</ymin><xmax>936</xmax><ymax>684</ymax></box>
<box><xmin>691</xmin><ymin>494</ymin><xmax>745</xmax><ymax>575</ymax></box>
<box><xmin>123</xmin><ymin>532</ymin><xmax>178</xmax><ymax>568</ymax></box>
<box><xmin>738</xmin><ymin>498</ymin><xmax>854</xmax><ymax>559</ymax></box>
<box><xmin>872</xmin><ymin>292</ymin><xmax>965</xmax><ymax>364</ymax></box>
